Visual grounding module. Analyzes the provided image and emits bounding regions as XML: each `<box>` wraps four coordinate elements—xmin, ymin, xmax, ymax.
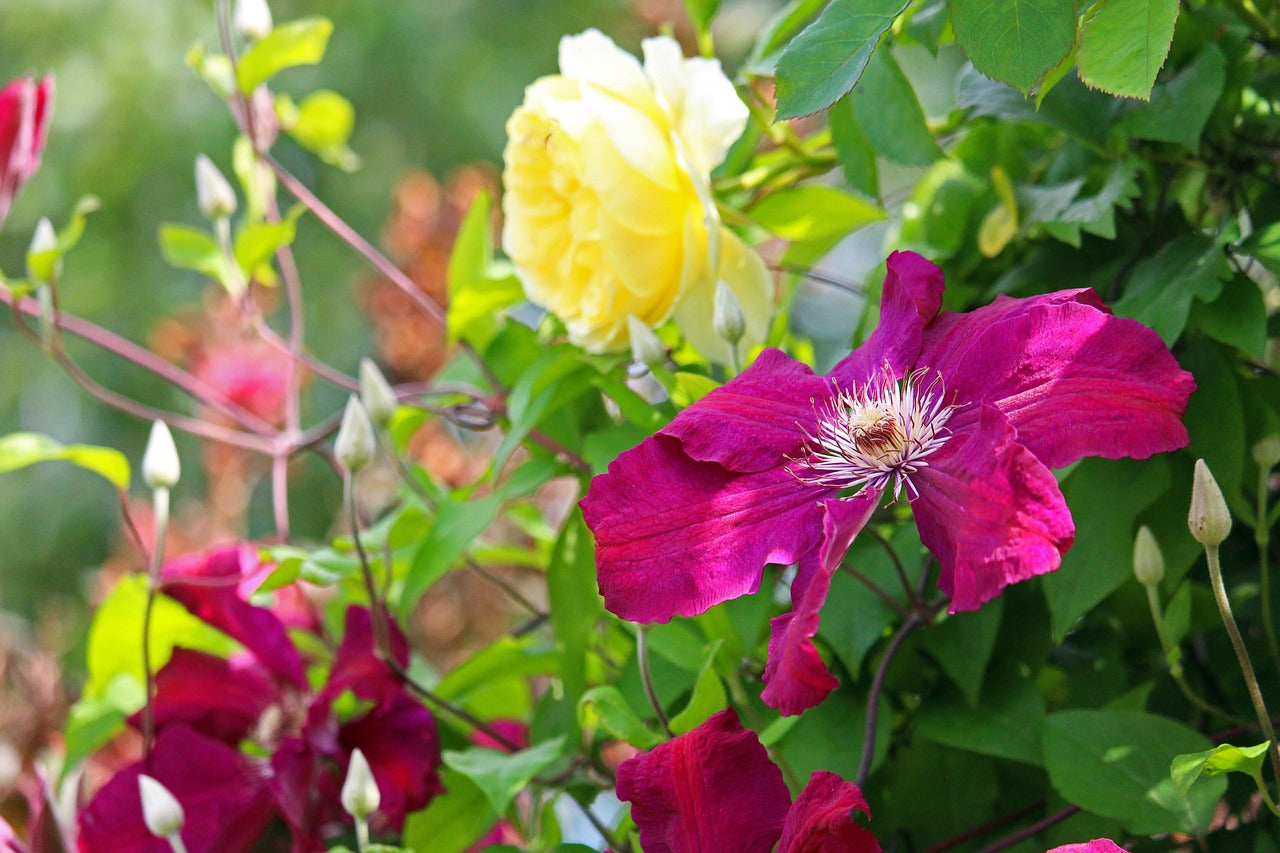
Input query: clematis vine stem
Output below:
<box><xmin>636</xmin><ymin>625</ymin><xmax>672</xmax><ymax>735</ymax></box>
<box><xmin>140</xmin><ymin>484</ymin><xmax>171</xmax><ymax>766</ymax></box>
<box><xmin>1256</xmin><ymin>463</ymin><xmax>1280</xmax><ymax>677</ymax></box>
<box><xmin>856</xmin><ymin>610</ymin><xmax>928</xmax><ymax>787</ymax></box>
<box><xmin>971</xmin><ymin>805</ymin><xmax>1080</xmax><ymax>853</ymax></box>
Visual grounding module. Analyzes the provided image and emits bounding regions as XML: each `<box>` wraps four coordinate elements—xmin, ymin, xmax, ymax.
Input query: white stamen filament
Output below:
<box><xmin>793</xmin><ymin>367</ymin><xmax>957</xmax><ymax>501</ymax></box>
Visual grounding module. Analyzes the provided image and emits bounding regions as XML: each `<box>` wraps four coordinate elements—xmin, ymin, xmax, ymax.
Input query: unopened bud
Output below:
<box><xmin>138</xmin><ymin>774</ymin><xmax>184</xmax><ymax>839</ymax></box>
<box><xmin>27</xmin><ymin>217</ymin><xmax>60</xmax><ymax>283</ymax></box>
<box><xmin>340</xmin><ymin>748</ymin><xmax>380</xmax><ymax>820</ymax></box>
<box><xmin>1253</xmin><ymin>435</ymin><xmax>1280</xmax><ymax>471</ymax></box>
<box><xmin>627</xmin><ymin>315</ymin><xmax>665</xmax><ymax>367</ymax></box>
<box><xmin>234</xmin><ymin>0</ymin><xmax>273</xmax><ymax>41</ymax></box>
<box><xmin>358</xmin><ymin>358</ymin><xmax>397</xmax><ymax>429</ymax></box>
<box><xmin>29</xmin><ymin>216</ymin><xmax>56</xmax><ymax>255</ymax></box>
<box><xmin>194</xmin><ymin>155</ymin><xmax>237</xmax><ymax>220</ymax></box>
<box><xmin>626</xmin><ymin>361</ymin><xmax>667</xmax><ymax>405</ymax></box>
<box><xmin>712</xmin><ymin>280</ymin><xmax>745</xmax><ymax>346</ymax></box>
<box><xmin>335</xmin><ymin>396</ymin><xmax>375</xmax><ymax>473</ymax></box>
<box><xmin>1189</xmin><ymin>459</ymin><xmax>1232</xmax><ymax>547</ymax></box>
<box><xmin>1133</xmin><ymin>525</ymin><xmax>1165</xmax><ymax>587</ymax></box>
<box><xmin>142</xmin><ymin>421</ymin><xmax>181</xmax><ymax>490</ymax></box>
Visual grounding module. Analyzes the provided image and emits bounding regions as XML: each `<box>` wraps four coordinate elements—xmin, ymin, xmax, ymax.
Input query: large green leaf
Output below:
<box><xmin>236</xmin><ymin>17</ymin><xmax>333</xmax><ymax>93</ymax></box>
<box><xmin>401</xmin><ymin>493</ymin><xmax>503</xmax><ymax>618</ymax></box>
<box><xmin>1042</xmin><ymin>710</ymin><xmax>1225</xmax><ymax>835</ymax></box>
<box><xmin>750</xmin><ymin>185</ymin><xmax>884</xmax><ymax>241</ymax></box>
<box><xmin>949</xmin><ymin>0</ymin><xmax>1077</xmax><ymax>93</ymax></box>
<box><xmin>547</xmin><ymin>510</ymin><xmax>604</xmax><ymax>738</ymax></box>
<box><xmin>442</xmin><ymin>737</ymin><xmax>566</xmax><ymax>815</ymax></box>
<box><xmin>918</xmin><ymin>596</ymin><xmax>1003</xmax><ymax>706</ymax></box>
<box><xmin>402</xmin><ymin>769</ymin><xmax>496</xmax><ymax>853</ymax></box>
<box><xmin>1117</xmin><ymin>44</ymin><xmax>1226</xmax><ymax>152</ymax></box>
<box><xmin>159</xmin><ymin>224</ymin><xmax>236</xmax><ymax>290</ymax></box>
<box><xmin>829</xmin><ymin>95</ymin><xmax>879</xmax><ymax>198</ymax></box>
<box><xmin>577</xmin><ymin>686</ymin><xmax>664</xmax><ymax>749</ymax></box>
<box><xmin>1077</xmin><ymin>0</ymin><xmax>1179</xmax><ymax>99</ymax></box>
<box><xmin>774</xmin><ymin>0</ymin><xmax>910</xmax><ymax>119</ymax></box>
<box><xmin>848</xmin><ymin>47</ymin><xmax>942</xmax><ymax>166</ymax></box>
<box><xmin>0</xmin><ymin>432</ymin><xmax>130</xmax><ymax>490</ymax></box>
<box><xmin>1112</xmin><ymin>234</ymin><xmax>1225</xmax><ymax>344</ymax></box>
<box><xmin>447</xmin><ymin>192</ymin><xmax>524</xmax><ymax>349</ymax></box>
<box><xmin>915</xmin><ymin>665</ymin><xmax>1045</xmax><ymax>765</ymax></box>
<box><xmin>1171</xmin><ymin>742</ymin><xmax>1271</xmax><ymax>794</ymax></box>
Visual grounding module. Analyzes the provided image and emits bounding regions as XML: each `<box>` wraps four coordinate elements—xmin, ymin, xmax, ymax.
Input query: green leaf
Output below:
<box><xmin>685</xmin><ymin>0</ymin><xmax>722</xmax><ymax>32</ymax></box>
<box><xmin>1171</xmin><ymin>742</ymin><xmax>1271</xmax><ymax>794</ymax></box>
<box><xmin>435</xmin><ymin>636</ymin><xmax>560</xmax><ymax>708</ymax></box>
<box><xmin>949</xmin><ymin>0</ymin><xmax>1077</xmax><ymax>93</ymax></box>
<box><xmin>443</xmin><ymin>737</ymin><xmax>566</xmax><ymax>815</ymax></box>
<box><xmin>1181</xmin><ymin>338</ymin><xmax>1249</xmax><ymax>523</ymax></box>
<box><xmin>159</xmin><ymin>224</ymin><xmax>235</xmax><ymax>288</ymax></box>
<box><xmin>1190</xmin><ymin>275</ymin><xmax>1267</xmax><ymax>360</ymax></box>
<box><xmin>916</xmin><ymin>666</ymin><xmax>1045</xmax><ymax>765</ymax></box>
<box><xmin>829</xmin><ymin>95</ymin><xmax>879</xmax><ymax>198</ymax></box>
<box><xmin>668</xmin><ymin>642</ymin><xmax>728</xmax><ymax>735</ymax></box>
<box><xmin>1112</xmin><ymin>234</ymin><xmax>1225</xmax><ymax>345</ymax></box>
<box><xmin>774</xmin><ymin>0</ymin><xmax>910</xmax><ymax>119</ymax></box>
<box><xmin>236</xmin><ymin>16</ymin><xmax>333</xmax><ymax>93</ymax></box>
<box><xmin>848</xmin><ymin>47</ymin><xmax>942</xmax><ymax>166</ymax></box>
<box><xmin>0</xmin><ymin>432</ymin><xmax>130</xmax><ymax>490</ymax></box>
<box><xmin>279</xmin><ymin>90</ymin><xmax>359</xmax><ymax>171</ymax></box>
<box><xmin>747</xmin><ymin>0</ymin><xmax>829</xmax><ymax>70</ymax></box>
<box><xmin>26</xmin><ymin>195</ymin><xmax>101</xmax><ymax>282</ymax></box>
<box><xmin>85</xmin><ymin>575</ymin><xmax>236</xmax><ymax>699</ymax></box>
<box><xmin>402</xmin><ymin>494</ymin><xmax>504</xmax><ymax>619</ymax></box>
<box><xmin>233</xmin><ymin>208</ymin><xmax>303</xmax><ymax>284</ymax></box>
<box><xmin>919</xmin><ymin>596</ymin><xmax>1003</xmax><ymax>705</ymax></box>
<box><xmin>62</xmin><ymin>674</ymin><xmax>145</xmax><ymax>778</ymax></box>
<box><xmin>1043</xmin><ymin>458</ymin><xmax>1170</xmax><ymax>641</ymax></box>
<box><xmin>547</xmin><ymin>511</ymin><xmax>604</xmax><ymax>737</ymax></box>
<box><xmin>1041</xmin><ymin>710</ymin><xmax>1225</xmax><ymax>835</ymax></box>
<box><xmin>1077</xmin><ymin>0</ymin><xmax>1179</xmax><ymax>99</ymax></box>
<box><xmin>750</xmin><ymin>185</ymin><xmax>884</xmax><ymax>242</ymax></box>
<box><xmin>578</xmin><ymin>686</ymin><xmax>664</xmax><ymax>748</ymax></box>
<box><xmin>402</xmin><ymin>769</ymin><xmax>496</xmax><ymax>853</ymax></box>
<box><xmin>1117</xmin><ymin>44</ymin><xmax>1226</xmax><ymax>152</ymax></box>
<box><xmin>447</xmin><ymin>193</ymin><xmax>523</xmax><ymax>349</ymax></box>
<box><xmin>669</xmin><ymin>371</ymin><xmax>720</xmax><ymax>408</ymax></box>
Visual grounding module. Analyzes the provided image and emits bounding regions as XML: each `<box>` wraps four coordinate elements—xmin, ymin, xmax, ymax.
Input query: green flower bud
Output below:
<box><xmin>194</xmin><ymin>154</ymin><xmax>237</xmax><ymax>221</ymax></box>
<box><xmin>1189</xmin><ymin>458</ymin><xmax>1232</xmax><ymax>547</ymax></box>
<box><xmin>358</xmin><ymin>357</ymin><xmax>397</xmax><ymax>429</ymax></box>
<box><xmin>627</xmin><ymin>315</ymin><xmax>665</xmax><ymax>368</ymax></box>
<box><xmin>1253</xmin><ymin>435</ymin><xmax>1280</xmax><ymax>472</ymax></box>
<box><xmin>1133</xmin><ymin>525</ymin><xmax>1165</xmax><ymax>587</ymax></box>
<box><xmin>712</xmin><ymin>279</ymin><xmax>745</xmax><ymax>346</ymax></box>
<box><xmin>335</xmin><ymin>396</ymin><xmax>376</xmax><ymax>473</ymax></box>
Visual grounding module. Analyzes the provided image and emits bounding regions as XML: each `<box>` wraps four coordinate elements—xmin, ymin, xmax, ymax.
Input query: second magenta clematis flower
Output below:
<box><xmin>581</xmin><ymin>251</ymin><xmax>1195</xmax><ymax>714</ymax></box>
<box><xmin>0</xmin><ymin>75</ymin><xmax>53</xmax><ymax>231</ymax></box>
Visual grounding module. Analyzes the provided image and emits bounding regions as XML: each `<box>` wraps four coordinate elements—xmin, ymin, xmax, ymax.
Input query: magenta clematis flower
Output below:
<box><xmin>1047</xmin><ymin>842</ymin><xmax>1126</xmax><ymax>853</ymax></box>
<box><xmin>77</xmin><ymin>546</ymin><xmax>443</xmax><ymax>853</ymax></box>
<box><xmin>0</xmin><ymin>75</ymin><xmax>53</xmax><ymax>231</ymax></box>
<box><xmin>616</xmin><ymin>708</ymin><xmax>881</xmax><ymax>853</ymax></box>
<box><xmin>582</xmin><ymin>252</ymin><xmax>1194</xmax><ymax>714</ymax></box>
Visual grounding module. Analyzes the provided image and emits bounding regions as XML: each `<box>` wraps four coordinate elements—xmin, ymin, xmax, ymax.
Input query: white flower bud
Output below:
<box><xmin>340</xmin><ymin>748</ymin><xmax>380</xmax><ymax>821</ymax></box>
<box><xmin>234</xmin><ymin>0</ymin><xmax>273</xmax><ymax>41</ymax></box>
<box><xmin>627</xmin><ymin>315</ymin><xmax>666</xmax><ymax>367</ymax></box>
<box><xmin>626</xmin><ymin>361</ymin><xmax>668</xmax><ymax>405</ymax></box>
<box><xmin>1189</xmin><ymin>458</ymin><xmax>1232</xmax><ymax>547</ymax></box>
<box><xmin>712</xmin><ymin>279</ymin><xmax>745</xmax><ymax>346</ymax></box>
<box><xmin>194</xmin><ymin>155</ymin><xmax>237</xmax><ymax>220</ymax></box>
<box><xmin>358</xmin><ymin>358</ymin><xmax>397</xmax><ymax>429</ymax></box>
<box><xmin>138</xmin><ymin>774</ymin><xmax>185</xmax><ymax>839</ymax></box>
<box><xmin>1133</xmin><ymin>525</ymin><xmax>1165</xmax><ymax>587</ymax></box>
<box><xmin>1253</xmin><ymin>435</ymin><xmax>1280</xmax><ymax>472</ymax></box>
<box><xmin>335</xmin><ymin>396</ymin><xmax>375</xmax><ymax>473</ymax></box>
<box><xmin>142</xmin><ymin>420</ymin><xmax>181</xmax><ymax>490</ymax></box>
<box><xmin>27</xmin><ymin>217</ymin><xmax>61</xmax><ymax>284</ymax></box>
<box><xmin>29</xmin><ymin>217</ymin><xmax>56</xmax><ymax>255</ymax></box>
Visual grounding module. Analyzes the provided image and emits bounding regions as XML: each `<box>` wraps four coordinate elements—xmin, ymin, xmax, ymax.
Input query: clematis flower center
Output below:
<box><xmin>794</xmin><ymin>367</ymin><xmax>957</xmax><ymax>501</ymax></box>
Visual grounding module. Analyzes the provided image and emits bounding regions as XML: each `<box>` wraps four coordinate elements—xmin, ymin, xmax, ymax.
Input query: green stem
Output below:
<box><xmin>141</xmin><ymin>486</ymin><xmax>171</xmax><ymax>766</ymax></box>
<box><xmin>636</xmin><ymin>626</ymin><xmax>672</xmax><ymax>735</ymax></box>
<box><xmin>1257</xmin><ymin>467</ymin><xmax>1280</xmax><ymax>677</ymax></box>
<box><xmin>1205</xmin><ymin>544</ymin><xmax>1280</xmax><ymax>785</ymax></box>
<box><xmin>355</xmin><ymin>817</ymin><xmax>369</xmax><ymax>853</ymax></box>
<box><xmin>166</xmin><ymin>833</ymin><xmax>189</xmax><ymax>853</ymax></box>
<box><xmin>1146</xmin><ymin>585</ymin><xmax>1251</xmax><ymax>726</ymax></box>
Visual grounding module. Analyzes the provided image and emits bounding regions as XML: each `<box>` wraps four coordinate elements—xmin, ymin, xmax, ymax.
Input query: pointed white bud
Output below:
<box><xmin>142</xmin><ymin>421</ymin><xmax>181</xmax><ymax>490</ymax></box>
<box><xmin>194</xmin><ymin>155</ymin><xmax>237</xmax><ymax>220</ymax></box>
<box><xmin>1133</xmin><ymin>525</ymin><xmax>1165</xmax><ymax>587</ymax></box>
<box><xmin>335</xmin><ymin>396</ymin><xmax>376</xmax><ymax>473</ymax></box>
<box><xmin>27</xmin><ymin>217</ymin><xmax>61</xmax><ymax>284</ymax></box>
<box><xmin>29</xmin><ymin>217</ymin><xmax>56</xmax><ymax>255</ymax></box>
<box><xmin>138</xmin><ymin>774</ymin><xmax>185</xmax><ymax>839</ymax></box>
<box><xmin>627</xmin><ymin>315</ymin><xmax>666</xmax><ymax>367</ymax></box>
<box><xmin>340</xmin><ymin>748</ymin><xmax>381</xmax><ymax>820</ymax></box>
<box><xmin>712</xmin><ymin>279</ymin><xmax>745</xmax><ymax>346</ymax></box>
<box><xmin>1189</xmin><ymin>459</ymin><xmax>1232</xmax><ymax>547</ymax></box>
<box><xmin>626</xmin><ymin>361</ymin><xmax>668</xmax><ymax>405</ymax></box>
<box><xmin>358</xmin><ymin>358</ymin><xmax>397</xmax><ymax>429</ymax></box>
<box><xmin>1253</xmin><ymin>435</ymin><xmax>1280</xmax><ymax>472</ymax></box>
<box><xmin>233</xmin><ymin>0</ymin><xmax>273</xmax><ymax>41</ymax></box>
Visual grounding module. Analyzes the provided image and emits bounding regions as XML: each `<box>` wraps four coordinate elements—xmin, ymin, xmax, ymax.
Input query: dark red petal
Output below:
<box><xmin>777</xmin><ymin>771</ymin><xmax>882</xmax><ymax>853</ymax></box>
<box><xmin>912</xmin><ymin>406</ymin><xmax>1075</xmax><ymax>612</ymax></box>
<box><xmin>762</xmin><ymin>492</ymin><xmax>882</xmax><ymax>715</ymax></box>
<box><xmin>316</xmin><ymin>606</ymin><xmax>409</xmax><ymax>709</ymax></box>
<box><xmin>127</xmin><ymin>649</ymin><xmax>274</xmax><ymax>743</ymax></box>
<box><xmin>339</xmin><ymin>694</ymin><xmax>444</xmax><ymax>828</ymax></box>
<box><xmin>919</xmin><ymin>290</ymin><xmax>1194</xmax><ymax>469</ymax></box>
<box><xmin>582</xmin><ymin>434</ymin><xmax>828</xmax><ymax>622</ymax></box>
<box><xmin>76</xmin><ymin>725</ymin><xmax>275</xmax><ymax>853</ymax></box>
<box><xmin>615</xmin><ymin>709</ymin><xmax>790</xmax><ymax>853</ymax></box>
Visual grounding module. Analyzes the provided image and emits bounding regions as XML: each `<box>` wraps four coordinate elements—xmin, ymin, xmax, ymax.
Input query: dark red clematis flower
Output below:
<box><xmin>76</xmin><ymin>546</ymin><xmax>443</xmax><ymax>853</ymax></box>
<box><xmin>616</xmin><ymin>708</ymin><xmax>880</xmax><ymax>853</ymax></box>
<box><xmin>0</xmin><ymin>75</ymin><xmax>53</xmax><ymax>231</ymax></box>
<box><xmin>582</xmin><ymin>251</ymin><xmax>1195</xmax><ymax>714</ymax></box>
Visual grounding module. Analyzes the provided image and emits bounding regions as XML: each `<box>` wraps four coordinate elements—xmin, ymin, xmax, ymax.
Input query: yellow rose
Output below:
<box><xmin>502</xmin><ymin>29</ymin><xmax>771</xmax><ymax>358</ymax></box>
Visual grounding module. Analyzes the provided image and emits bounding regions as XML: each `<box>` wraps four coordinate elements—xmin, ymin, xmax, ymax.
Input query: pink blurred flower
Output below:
<box><xmin>1048</xmin><ymin>842</ymin><xmax>1126</xmax><ymax>853</ymax></box>
<box><xmin>616</xmin><ymin>708</ymin><xmax>881</xmax><ymax>853</ymax></box>
<box><xmin>192</xmin><ymin>340</ymin><xmax>291</xmax><ymax>425</ymax></box>
<box><xmin>582</xmin><ymin>251</ymin><xmax>1195</xmax><ymax>714</ymax></box>
<box><xmin>0</xmin><ymin>75</ymin><xmax>53</xmax><ymax>231</ymax></box>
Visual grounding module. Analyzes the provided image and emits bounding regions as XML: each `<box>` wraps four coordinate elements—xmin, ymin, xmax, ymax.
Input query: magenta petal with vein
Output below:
<box><xmin>762</xmin><ymin>493</ymin><xmax>881</xmax><ymax>715</ymax></box>
<box><xmin>616</xmin><ymin>709</ymin><xmax>790</xmax><ymax>853</ymax></box>
<box><xmin>583</xmin><ymin>434</ymin><xmax>828</xmax><ymax>622</ymax></box>
<box><xmin>777</xmin><ymin>771</ymin><xmax>882</xmax><ymax>853</ymax></box>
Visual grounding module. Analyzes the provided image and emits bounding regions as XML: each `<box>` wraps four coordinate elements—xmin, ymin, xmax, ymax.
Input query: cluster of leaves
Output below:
<box><xmin>1</xmin><ymin>0</ymin><xmax>1279</xmax><ymax>850</ymax></box>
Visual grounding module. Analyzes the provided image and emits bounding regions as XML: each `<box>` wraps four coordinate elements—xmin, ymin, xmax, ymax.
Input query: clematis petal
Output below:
<box><xmin>582</xmin><ymin>434</ymin><xmax>828</xmax><ymax>622</ymax></box>
<box><xmin>776</xmin><ymin>771</ymin><xmax>882</xmax><ymax>853</ymax></box>
<box><xmin>762</xmin><ymin>492</ymin><xmax>882</xmax><ymax>715</ymax></box>
<box><xmin>1046</xmin><ymin>842</ymin><xmax>1126</xmax><ymax>853</ymax></box>
<box><xmin>338</xmin><ymin>694</ymin><xmax>444</xmax><ymax>828</ymax></box>
<box><xmin>268</xmin><ymin>737</ymin><xmax>334</xmax><ymax>852</ymax></box>
<box><xmin>128</xmin><ymin>648</ymin><xmax>274</xmax><ymax>744</ymax></box>
<box><xmin>615</xmin><ymin>708</ymin><xmax>790</xmax><ymax>853</ymax></box>
<box><xmin>912</xmin><ymin>405</ymin><xmax>1075</xmax><ymax>613</ymax></box>
<box><xmin>919</xmin><ymin>290</ymin><xmax>1194</xmax><ymax>469</ymax></box>
<box><xmin>77</xmin><ymin>725</ymin><xmax>275</xmax><ymax>853</ymax></box>
<box><xmin>0</xmin><ymin>75</ymin><xmax>53</xmax><ymax>229</ymax></box>
<box><xmin>829</xmin><ymin>251</ymin><xmax>944</xmax><ymax>387</ymax></box>
<box><xmin>317</xmin><ymin>606</ymin><xmax>409</xmax><ymax>709</ymax></box>
<box><xmin>661</xmin><ymin>347</ymin><xmax>828</xmax><ymax>473</ymax></box>
<box><xmin>161</xmin><ymin>545</ymin><xmax>306</xmax><ymax>688</ymax></box>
